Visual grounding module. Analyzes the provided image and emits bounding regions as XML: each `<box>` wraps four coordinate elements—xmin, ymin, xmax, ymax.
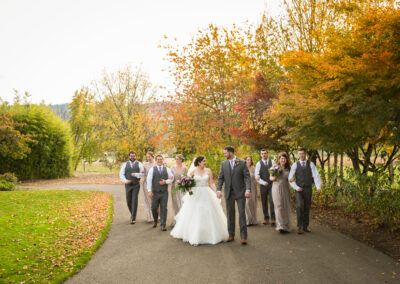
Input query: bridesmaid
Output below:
<box><xmin>244</xmin><ymin>156</ymin><xmax>258</xmax><ymax>226</ymax></box>
<box><xmin>170</xmin><ymin>154</ymin><xmax>187</xmax><ymax>226</ymax></box>
<box><xmin>270</xmin><ymin>152</ymin><xmax>292</xmax><ymax>233</ymax></box>
<box><xmin>143</xmin><ymin>151</ymin><xmax>156</xmax><ymax>223</ymax></box>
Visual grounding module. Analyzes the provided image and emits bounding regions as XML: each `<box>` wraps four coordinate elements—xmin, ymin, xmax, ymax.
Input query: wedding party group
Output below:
<box><xmin>119</xmin><ymin>146</ymin><xmax>322</xmax><ymax>246</ymax></box>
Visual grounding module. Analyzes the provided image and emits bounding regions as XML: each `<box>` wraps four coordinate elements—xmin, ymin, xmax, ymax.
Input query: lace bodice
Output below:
<box><xmin>194</xmin><ymin>174</ymin><xmax>209</xmax><ymax>187</ymax></box>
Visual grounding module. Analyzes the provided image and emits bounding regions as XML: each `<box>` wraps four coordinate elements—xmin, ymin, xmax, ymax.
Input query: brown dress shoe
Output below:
<box><xmin>263</xmin><ymin>220</ymin><xmax>270</xmax><ymax>225</ymax></box>
<box><xmin>241</xmin><ymin>238</ymin><xmax>247</xmax><ymax>245</ymax></box>
<box><xmin>152</xmin><ymin>221</ymin><xmax>157</xmax><ymax>228</ymax></box>
<box><xmin>271</xmin><ymin>220</ymin><xmax>276</xmax><ymax>227</ymax></box>
<box><xmin>130</xmin><ymin>220</ymin><xmax>136</xmax><ymax>224</ymax></box>
<box><xmin>227</xmin><ymin>236</ymin><xmax>235</xmax><ymax>242</ymax></box>
<box><xmin>297</xmin><ymin>227</ymin><xmax>304</xmax><ymax>234</ymax></box>
<box><xmin>303</xmin><ymin>227</ymin><xmax>311</xmax><ymax>233</ymax></box>
<box><xmin>161</xmin><ymin>226</ymin><xmax>167</xmax><ymax>231</ymax></box>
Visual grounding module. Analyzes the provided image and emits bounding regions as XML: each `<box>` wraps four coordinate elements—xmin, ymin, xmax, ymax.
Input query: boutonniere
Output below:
<box><xmin>234</xmin><ymin>159</ymin><xmax>240</xmax><ymax>166</ymax></box>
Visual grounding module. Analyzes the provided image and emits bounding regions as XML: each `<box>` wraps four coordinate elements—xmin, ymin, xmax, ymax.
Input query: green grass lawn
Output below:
<box><xmin>75</xmin><ymin>163</ymin><xmax>119</xmax><ymax>173</ymax></box>
<box><xmin>0</xmin><ymin>190</ymin><xmax>113</xmax><ymax>283</ymax></box>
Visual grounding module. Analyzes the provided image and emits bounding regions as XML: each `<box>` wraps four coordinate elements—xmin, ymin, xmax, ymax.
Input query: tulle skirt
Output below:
<box><xmin>170</xmin><ymin>186</ymin><xmax>229</xmax><ymax>245</ymax></box>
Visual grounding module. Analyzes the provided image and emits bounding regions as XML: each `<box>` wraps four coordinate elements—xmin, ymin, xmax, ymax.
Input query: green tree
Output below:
<box><xmin>69</xmin><ymin>88</ymin><xmax>100</xmax><ymax>170</ymax></box>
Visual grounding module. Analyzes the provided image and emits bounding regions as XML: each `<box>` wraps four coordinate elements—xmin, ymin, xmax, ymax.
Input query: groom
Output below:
<box><xmin>217</xmin><ymin>146</ymin><xmax>251</xmax><ymax>245</ymax></box>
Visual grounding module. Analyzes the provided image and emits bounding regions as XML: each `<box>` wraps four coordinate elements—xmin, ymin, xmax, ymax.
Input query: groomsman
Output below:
<box><xmin>147</xmin><ymin>155</ymin><xmax>174</xmax><ymax>231</ymax></box>
<box><xmin>119</xmin><ymin>151</ymin><xmax>144</xmax><ymax>224</ymax></box>
<box><xmin>255</xmin><ymin>149</ymin><xmax>276</xmax><ymax>226</ymax></box>
<box><xmin>288</xmin><ymin>148</ymin><xmax>321</xmax><ymax>234</ymax></box>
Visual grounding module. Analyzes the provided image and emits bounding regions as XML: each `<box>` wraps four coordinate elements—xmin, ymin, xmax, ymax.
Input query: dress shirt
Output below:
<box><xmin>119</xmin><ymin>161</ymin><xmax>144</xmax><ymax>183</ymax></box>
<box><xmin>288</xmin><ymin>160</ymin><xmax>321</xmax><ymax>191</ymax></box>
<box><xmin>254</xmin><ymin>159</ymin><xmax>275</xmax><ymax>185</ymax></box>
<box><xmin>146</xmin><ymin>166</ymin><xmax>174</xmax><ymax>192</ymax></box>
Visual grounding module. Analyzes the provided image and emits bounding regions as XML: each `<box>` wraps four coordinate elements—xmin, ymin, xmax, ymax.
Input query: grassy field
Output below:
<box><xmin>0</xmin><ymin>190</ymin><xmax>113</xmax><ymax>283</ymax></box>
<box><xmin>76</xmin><ymin>163</ymin><xmax>119</xmax><ymax>173</ymax></box>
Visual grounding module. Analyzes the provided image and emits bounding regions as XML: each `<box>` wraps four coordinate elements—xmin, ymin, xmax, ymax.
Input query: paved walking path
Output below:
<box><xmin>28</xmin><ymin>184</ymin><xmax>400</xmax><ymax>283</ymax></box>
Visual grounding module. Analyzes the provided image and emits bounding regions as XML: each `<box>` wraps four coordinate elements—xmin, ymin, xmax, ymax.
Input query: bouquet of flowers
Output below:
<box><xmin>269</xmin><ymin>165</ymin><xmax>283</xmax><ymax>177</ymax></box>
<box><xmin>175</xmin><ymin>176</ymin><xmax>196</xmax><ymax>195</ymax></box>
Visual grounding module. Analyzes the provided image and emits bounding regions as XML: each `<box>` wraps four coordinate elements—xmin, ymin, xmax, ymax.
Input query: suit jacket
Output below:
<box><xmin>217</xmin><ymin>158</ymin><xmax>251</xmax><ymax>200</ymax></box>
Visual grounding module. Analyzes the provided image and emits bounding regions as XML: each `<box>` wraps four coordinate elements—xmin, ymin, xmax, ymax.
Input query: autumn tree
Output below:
<box><xmin>161</xmin><ymin>24</ymin><xmax>259</xmax><ymax>154</ymax></box>
<box><xmin>0</xmin><ymin>110</ymin><xmax>34</xmax><ymax>160</ymax></box>
<box><xmin>233</xmin><ymin>0</ymin><xmax>339</xmax><ymax>162</ymax></box>
<box><xmin>69</xmin><ymin>88</ymin><xmax>100</xmax><ymax>169</ymax></box>
<box><xmin>94</xmin><ymin>66</ymin><xmax>161</xmax><ymax>161</ymax></box>
<box><xmin>276</xmin><ymin>0</ymin><xmax>400</xmax><ymax>175</ymax></box>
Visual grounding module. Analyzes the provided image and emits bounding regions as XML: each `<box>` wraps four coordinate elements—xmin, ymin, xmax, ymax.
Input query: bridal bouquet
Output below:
<box><xmin>269</xmin><ymin>165</ymin><xmax>283</xmax><ymax>177</ymax></box>
<box><xmin>175</xmin><ymin>176</ymin><xmax>196</xmax><ymax>195</ymax></box>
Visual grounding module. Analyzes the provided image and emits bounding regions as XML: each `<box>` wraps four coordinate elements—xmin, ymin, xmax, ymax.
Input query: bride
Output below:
<box><xmin>170</xmin><ymin>156</ymin><xmax>229</xmax><ymax>245</ymax></box>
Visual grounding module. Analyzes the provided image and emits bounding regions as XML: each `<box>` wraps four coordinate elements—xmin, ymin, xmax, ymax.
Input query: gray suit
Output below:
<box><xmin>217</xmin><ymin>158</ymin><xmax>251</xmax><ymax>239</ymax></box>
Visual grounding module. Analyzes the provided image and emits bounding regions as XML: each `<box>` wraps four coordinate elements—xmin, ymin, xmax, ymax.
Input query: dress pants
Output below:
<box><xmin>125</xmin><ymin>183</ymin><xmax>140</xmax><ymax>221</ymax></box>
<box><xmin>151</xmin><ymin>190</ymin><xmax>168</xmax><ymax>226</ymax></box>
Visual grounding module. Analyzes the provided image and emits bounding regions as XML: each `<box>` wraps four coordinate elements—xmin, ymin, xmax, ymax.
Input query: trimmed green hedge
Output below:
<box><xmin>0</xmin><ymin>104</ymin><xmax>73</xmax><ymax>180</ymax></box>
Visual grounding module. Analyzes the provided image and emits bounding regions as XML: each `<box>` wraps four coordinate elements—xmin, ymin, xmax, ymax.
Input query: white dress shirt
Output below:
<box><xmin>146</xmin><ymin>165</ymin><xmax>174</xmax><ymax>192</ymax></box>
<box><xmin>119</xmin><ymin>161</ymin><xmax>144</xmax><ymax>183</ymax></box>
<box><xmin>254</xmin><ymin>159</ymin><xmax>275</xmax><ymax>186</ymax></box>
<box><xmin>288</xmin><ymin>160</ymin><xmax>321</xmax><ymax>191</ymax></box>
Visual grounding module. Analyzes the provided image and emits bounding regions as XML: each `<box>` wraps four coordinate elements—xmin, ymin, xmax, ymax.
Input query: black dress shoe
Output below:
<box><xmin>279</xmin><ymin>229</ymin><xmax>288</xmax><ymax>234</ymax></box>
<box><xmin>152</xmin><ymin>221</ymin><xmax>157</xmax><ymax>228</ymax></box>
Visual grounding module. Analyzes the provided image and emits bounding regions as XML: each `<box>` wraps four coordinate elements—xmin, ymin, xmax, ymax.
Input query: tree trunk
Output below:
<box><xmin>389</xmin><ymin>160</ymin><xmax>394</xmax><ymax>182</ymax></box>
<box><xmin>327</xmin><ymin>153</ymin><xmax>331</xmax><ymax>184</ymax></box>
<box><xmin>347</xmin><ymin>147</ymin><xmax>361</xmax><ymax>174</ymax></box>
<box><xmin>334</xmin><ymin>153</ymin><xmax>338</xmax><ymax>186</ymax></box>
<box><xmin>308</xmin><ymin>149</ymin><xmax>318</xmax><ymax>165</ymax></box>
<box><xmin>340</xmin><ymin>153</ymin><xmax>344</xmax><ymax>180</ymax></box>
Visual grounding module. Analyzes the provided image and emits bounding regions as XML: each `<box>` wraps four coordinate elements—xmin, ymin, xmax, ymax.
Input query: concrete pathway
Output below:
<box><xmin>29</xmin><ymin>184</ymin><xmax>400</xmax><ymax>284</ymax></box>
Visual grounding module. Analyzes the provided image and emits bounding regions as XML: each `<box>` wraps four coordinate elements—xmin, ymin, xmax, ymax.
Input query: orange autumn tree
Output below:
<box><xmin>274</xmin><ymin>0</ymin><xmax>400</xmax><ymax>174</ymax></box>
<box><xmin>160</xmin><ymin>24</ymin><xmax>259</xmax><ymax>154</ymax></box>
<box><xmin>233</xmin><ymin>0</ymin><xmax>339</xmax><ymax>158</ymax></box>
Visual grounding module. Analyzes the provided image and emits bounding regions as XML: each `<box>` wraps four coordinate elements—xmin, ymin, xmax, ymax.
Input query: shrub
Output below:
<box><xmin>0</xmin><ymin>104</ymin><xmax>73</xmax><ymax>180</ymax></box>
<box><xmin>0</xmin><ymin>173</ymin><xmax>17</xmax><ymax>191</ymax></box>
<box><xmin>371</xmin><ymin>185</ymin><xmax>400</xmax><ymax>231</ymax></box>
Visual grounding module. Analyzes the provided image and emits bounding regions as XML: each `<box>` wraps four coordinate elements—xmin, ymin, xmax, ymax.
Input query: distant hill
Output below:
<box><xmin>49</xmin><ymin>103</ymin><xmax>69</xmax><ymax>121</ymax></box>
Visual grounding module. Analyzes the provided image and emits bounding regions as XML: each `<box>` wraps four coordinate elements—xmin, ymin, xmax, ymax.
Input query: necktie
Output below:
<box><xmin>302</xmin><ymin>161</ymin><xmax>305</xmax><ymax>168</ymax></box>
<box><xmin>230</xmin><ymin>160</ymin><xmax>234</xmax><ymax>170</ymax></box>
<box><xmin>264</xmin><ymin>160</ymin><xmax>267</xmax><ymax>166</ymax></box>
<box><xmin>158</xmin><ymin>166</ymin><xmax>162</xmax><ymax>174</ymax></box>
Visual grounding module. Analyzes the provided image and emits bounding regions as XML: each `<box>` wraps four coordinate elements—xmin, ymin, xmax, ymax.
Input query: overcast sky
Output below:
<box><xmin>0</xmin><ymin>0</ymin><xmax>281</xmax><ymax>104</ymax></box>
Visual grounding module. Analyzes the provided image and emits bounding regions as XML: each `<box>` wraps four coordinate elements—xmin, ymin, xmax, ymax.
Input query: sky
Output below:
<box><xmin>0</xmin><ymin>0</ymin><xmax>281</xmax><ymax>104</ymax></box>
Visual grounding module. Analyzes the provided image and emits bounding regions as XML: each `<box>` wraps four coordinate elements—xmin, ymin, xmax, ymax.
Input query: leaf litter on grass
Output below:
<box><xmin>0</xmin><ymin>190</ymin><xmax>112</xmax><ymax>283</ymax></box>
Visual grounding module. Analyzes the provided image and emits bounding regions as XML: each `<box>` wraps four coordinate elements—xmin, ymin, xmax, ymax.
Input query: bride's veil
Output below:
<box><xmin>187</xmin><ymin>157</ymin><xmax>197</xmax><ymax>177</ymax></box>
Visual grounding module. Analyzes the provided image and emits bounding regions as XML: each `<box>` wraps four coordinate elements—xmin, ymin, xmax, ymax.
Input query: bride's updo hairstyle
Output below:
<box><xmin>194</xmin><ymin>156</ymin><xmax>205</xmax><ymax>167</ymax></box>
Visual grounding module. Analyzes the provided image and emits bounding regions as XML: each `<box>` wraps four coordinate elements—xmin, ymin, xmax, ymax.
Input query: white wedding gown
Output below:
<box><xmin>170</xmin><ymin>174</ymin><xmax>229</xmax><ymax>245</ymax></box>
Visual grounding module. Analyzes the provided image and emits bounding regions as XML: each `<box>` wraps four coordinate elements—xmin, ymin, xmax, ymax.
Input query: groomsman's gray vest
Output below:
<box><xmin>259</xmin><ymin>159</ymin><xmax>273</xmax><ymax>189</ymax></box>
<box><xmin>124</xmin><ymin>161</ymin><xmax>140</xmax><ymax>185</ymax></box>
<box><xmin>295</xmin><ymin>160</ymin><xmax>313</xmax><ymax>188</ymax></box>
<box><xmin>152</xmin><ymin>166</ymin><xmax>169</xmax><ymax>192</ymax></box>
